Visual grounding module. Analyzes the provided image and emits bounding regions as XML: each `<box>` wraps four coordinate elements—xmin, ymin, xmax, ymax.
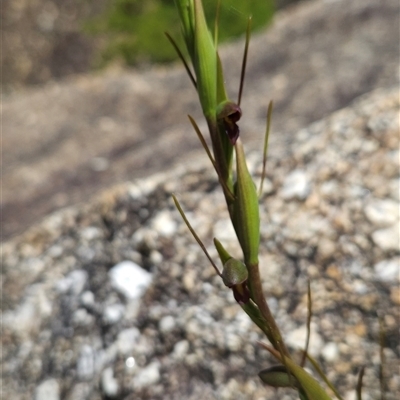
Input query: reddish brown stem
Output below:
<box><xmin>247</xmin><ymin>262</ymin><xmax>291</xmax><ymax>358</ymax></box>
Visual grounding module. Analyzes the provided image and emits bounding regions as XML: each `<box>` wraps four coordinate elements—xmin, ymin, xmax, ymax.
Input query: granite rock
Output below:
<box><xmin>2</xmin><ymin>87</ymin><xmax>399</xmax><ymax>399</ymax></box>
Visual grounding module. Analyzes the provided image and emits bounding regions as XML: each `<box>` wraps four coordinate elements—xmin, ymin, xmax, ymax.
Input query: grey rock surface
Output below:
<box><xmin>2</xmin><ymin>0</ymin><xmax>399</xmax><ymax>241</ymax></box>
<box><xmin>2</xmin><ymin>87</ymin><xmax>399</xmax><ymax>399</ymax></box>
<box><xmin>2</xmin><ymin>0</ymin><xmax>299</xmax><ymax>90</ymax></box>
<box><xmin>2</xmin><ymin>0</ymin><xmax>108</xmax><ymax>90</ymax></box>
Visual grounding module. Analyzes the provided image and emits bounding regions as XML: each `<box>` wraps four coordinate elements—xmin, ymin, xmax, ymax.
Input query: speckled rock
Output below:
<box><xmin>2</xmin><ymin>86</ymin><xmax>399</xmax><ymax>399</ymax></box>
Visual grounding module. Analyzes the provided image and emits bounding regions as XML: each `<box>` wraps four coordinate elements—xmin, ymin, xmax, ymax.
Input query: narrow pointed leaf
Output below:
<box><xmin>237</xmin><ymin>16</ymin><xmax>252</xmax><ymax>106</ymax></box>
<box><xmin>188</xmin><ymin>115</ymin><xmax>216</xmax><ymax>167</ymax></box>
<box><xmin>165</xmin><ymin>32</ymin><xmax>197</xmax><ymax>89</ymax></box>
<box><xmin>188</xmin><ymin>116</ymin><xmax>235</xmax><ymax>201</ymax></box>
<box><xmin>233</xmin><ymin>140</ymin><xmax>260</xmax><ymax>266</ymax></box>
<box><xmin>172</xmin><ymin>194</ymin><xmax>221</xmax><ymax>277</ymax></box>
<box><xmin>258</xmin><ymin>100</ymin><xmax>273</xmax><ymax>196</ymax></box>
<box><xmin>305</xmin><ymin>353</ymin><xmax>343</xmax><ymax>400</ymax></box>
<box><xmin>216</xmin><ymin>52</ymin><xmax>228</xmax><ymax>104</ymax></box>
<box><xmin>193</xmin><ymin>0</ymin><xmax>217</xmax><ymax>119</ymax></box>
<box><xmin>174</xmin><ymin>0</ymin><xmax>195</xmax><ymax>59</ymax></box>
<box><xmin>213</xmin><ymin>238</ymin><xmax>232</xmax><ymax>265</ymax></box>
<box><xmin>356</xmin><ymin>367</ymin><xmax>365</xmax><ymax>400</ymax></box>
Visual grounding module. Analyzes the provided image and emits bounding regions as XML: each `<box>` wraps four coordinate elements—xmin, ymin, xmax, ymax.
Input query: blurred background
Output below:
<box><xmin>2</xmin><ymin>0</ymin><xmax>398</xmax><ymax>242</ymax></box>
<box><xmin>3</xmin><ymin>0</ymin><xmax>303</xmax><ymax>92</ymax></box>
<box><xmin>2</xmin><ymin>0</ymin><xmax>306</xmax><ymax>239</ymax></box>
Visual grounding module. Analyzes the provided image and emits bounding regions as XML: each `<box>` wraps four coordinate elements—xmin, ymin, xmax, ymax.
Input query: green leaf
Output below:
<box><xmin>193</xmin><ymin>0</ymin><xmax>217</xmax><ymax>119</ymax></box>
<box><xmin>232</xmin><ymin>140</ymin><xmax>260</xmax><ymax>266</ymax></box>
<box><xmin>259</xmin><ymin>365</ymin><xmax>300</xmax><ymax>388</ymax></box>
<box><xmin>165</xmin><ymin>31</ymin><xmax>196</xmax><ymax>89</ymax></box>
<box><xmin>305</xmin><ymin>353</ymin><xmax>343</xmax><ymax>399</ymax></box>
<box><xmin>237</xmin><ymin>16</ymin><xmax>252</xmax><ymax>106</ymax></box>
<box><xmin>174</xmin><ymin>0</ymin><xmax>195</xmax><ymax>59</ymax></box>
<box><xmin>259</xmin><ymin>343</ymin><xmax>333</xmax><ymax>400</ymax></box>
<box><xmin>258</xmin><ymin>100</ymin><xmax>273</xmax><ymax>196</ymax></box>
<box><xmin>284</xmin><ymin>357</ymin><xmax>332</xmax><ymax>400</ymax></box>
<box><xmin>213</xmin><ymin>238</ymin><xmax>232</xmax><ymax>265</ymax></box>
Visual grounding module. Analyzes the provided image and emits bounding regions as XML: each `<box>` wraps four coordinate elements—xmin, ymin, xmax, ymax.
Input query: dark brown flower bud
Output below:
<box><xmin>216</xmin><ymin>101</ymin><xmax>242</xmax><ymax>145</ymax></box>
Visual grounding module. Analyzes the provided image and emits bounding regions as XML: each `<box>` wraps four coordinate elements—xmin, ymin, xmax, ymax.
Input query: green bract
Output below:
<box><xmin>233</xmin><ymin>140</ymin><xmax>260</xmax><ymax>267</ymax></box>
<box><xmin>258</xmin><ymin>365</ymin><xmax>300</xmax><ymax>389</ymax></box>
<box><xmin>222</xmin><ymin>258</ymin><xmax>248</xmax><ymax>288</ymax></box>
<box><xmin>193</xmin><ymin>0</ymin><xmax>217</xmax><ymax>120</ymax></box>
<box><xmin>174</xmin><ymin>0</ymin><xmax>216</xmax><ymax>120</ymax></box>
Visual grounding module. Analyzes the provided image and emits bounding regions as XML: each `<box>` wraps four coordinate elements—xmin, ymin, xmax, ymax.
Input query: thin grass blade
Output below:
<box><xmin>165</xmin><ymin>32</ymin><xmax>197</xmax><ymax>89</ymax></box>
<box><xmin>188</xmin><ymin>116</ymin><xmax>235</xmax><ymax>201</ymax></box>
<box><xmin>237</xmin><ymin>16</ymin><xmax>252</xmax><ymax>106</ymax></box>
<box><xmin>258</xmin><ymin>100</ymin><xmax>273</xmax><ymax>196</ymax></box>
<box><xmin>188</xmin><ymin>115</ymin><xmax>216</xmax><ymax>167</ymax></box>
<box><xmin>304</xmin><ymin>353</ymin><xmax>343</xmax><ymax>400</ymax></box>
<box><xmin>356</xmin><ymin>366</ymin><xmax>365</xmax><ymax>400</ymax></box>
<box><xmin>172</xmin><ymin>194</ymin><xmax>221</xmax><ymax>276</ymax></box>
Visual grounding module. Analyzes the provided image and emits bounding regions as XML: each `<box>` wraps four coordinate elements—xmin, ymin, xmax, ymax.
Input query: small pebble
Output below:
<box><xmin>159</xmin><ymin>315</ymin><xmax>175</xmax><ymax>333</ymax></box>
<box><xmin>133</xmin><ymin>361</ymin><xmax>161</xmax><ymax>389</ymax></box>
<box><xmin>117</xmin><ymin>328</ymin><xmax>140</xmax><ymax>355</ymax></box>
<box><xmin>77</xmin><ymin>345</ymin><xmax>95</xmax><ymax>381</ymax></box>
<box><xmin>72</xmin><ymin>308</ymin><xmax>93</xmax><ymax>327</ymax></box>
<box><xmin>374</xmin><ymin>258</ymin><xmax>400</xmax><ymax>282</ymax></box>
<box><xmin>372</xmin><ymin>225</ymin><xmax>400</xmax><ymax>252</ymax></box>
<box><xmin>286</xmin><ymin>323</ymin><xmax>324</xmax><ymax>356</ymax></box>
<box><xmin>109</xmin><ymin>261</ymin><xmax>152</xmax><ymax>299</ymax></box>
<box><xmin>103</xmin><ymin>304</ymin><xmax>125</xmax><ymax>325</ymax></box>
<box><xmin>80</xmin><ymin>291</ymin><xmax>95</xmax><ymax>308</ymax></box>
<box><xmin>101</xmin><ymin>367</ymin><xmax>119</xmax><ymax>397</ymax></box>
<box><xmin>56</xmin><ymin>270</ymin><xmax>88</xmax><ymax>295</ymax></box>
<box><xmin>173</xmin><ymin>340</ymin><xmax>189</xmax><ymax>359</ymax></box>
<box><xmin>365</xmin><ymin>199</ymin><xmax>399</xmax><ymax>226</ymax></box>
<box><xmin>321</xmin><ymin>342</ymin><xmax>340</xmax><ymax>362</ymax></box>
<box><xmin>34</xmin><ymin>379</ymin><xmax>60</xmax><ymax>400</ymax></box>
<box><xmin>151</xmin><ymin>210</ymin><xmax>177</xmax><ymax>236</ymax></box>
<box><xmin>282</xmin><ymin>170</ymin><xmax>311</xmax><ymax>200</ymax></box>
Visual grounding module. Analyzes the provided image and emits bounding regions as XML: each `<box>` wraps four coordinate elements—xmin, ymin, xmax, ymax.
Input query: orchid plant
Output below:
<box><xmin>166</xmin><ymin>1</ymin><xmax>367</xmax><ymax>398</ymax></box>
